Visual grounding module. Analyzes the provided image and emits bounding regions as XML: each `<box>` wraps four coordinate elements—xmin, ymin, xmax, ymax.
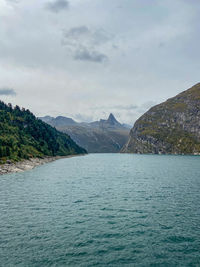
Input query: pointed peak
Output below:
<box><xmin>106</xmin><ymin>113</ymin><xmax>121</xmax><ymax>126</ymax></box>
<box><xmin>108</xmin><ymin>113</ymin><xmax>116</xmax><ymax>121</ymax></box>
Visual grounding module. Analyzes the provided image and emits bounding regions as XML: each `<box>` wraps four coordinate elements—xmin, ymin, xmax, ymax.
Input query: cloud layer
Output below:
<box><xmin>0</xmin><ymin>0</ymin><xmax>200</xmax><ymax>124</ymax></box>
<box><xmin>0</xmin><ymin>88</ymin><xmax>16</xmax><ymax>96</ymax></box>
<box><xmin>46</xmin><ymin>0</ymin><xmax>69</xmax><ymax>13</ymax></box>
<box><xmin>62</xmin><ymin>26</ymin><xmax>111</xmax><ymax>63</ymax></box>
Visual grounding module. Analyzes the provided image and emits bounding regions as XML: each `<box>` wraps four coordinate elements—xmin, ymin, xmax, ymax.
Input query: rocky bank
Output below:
<box><xmin>0</xmin><ymin>156</ymin><xmax>78</xmax><ymax>175</ymax></box>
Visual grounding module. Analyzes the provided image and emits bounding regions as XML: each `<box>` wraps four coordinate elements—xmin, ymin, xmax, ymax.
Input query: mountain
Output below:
<box><xmin>122</xmin><ymin>83</ymin><xmax>200</xmax><ymax>155</ymax></box>
<box><xmin>39</xmin><ymin>115</ymin><xmax>54</xmax><ymax>124</ymax></box>
<box><xmin>107</xmin><ymin>113</ymin><xmax>118</xmax><ymax>124</ymax></box>
<box><xmin>60</xmin><ymin>126</ymin><xmax>130</xmax><ymax>153</ymax></box>
<box><xmin>0</xmin><ymin>101</ymin><xmax>86</xmax><ymax>162</ymax></box>
<box><xmin>41</xmin><ymin>116</ymin><xmax>77</xmax><ymax>127</ymax></box>
<box><xmin>40</xmin><ymin>113</ymin><xmax>131</xmax><ymax>153</ymax></box>
<box><xmin>89</xmin><ymin>113</ymin><xmax>125</xmax><ymax>130</ymax></box>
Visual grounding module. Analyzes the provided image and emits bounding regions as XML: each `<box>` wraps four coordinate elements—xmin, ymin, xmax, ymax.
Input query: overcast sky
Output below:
<box><xmin>0</xmin><ymin>0</ymin><xmax>200</xmax><ymax>125</ymax></box>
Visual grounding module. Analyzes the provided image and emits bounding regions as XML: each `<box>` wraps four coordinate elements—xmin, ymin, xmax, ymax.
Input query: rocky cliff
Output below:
<box><xmin>122</xmin><ymin>83</ymin><xmax>200</xmax><ymax>154</ymax></box>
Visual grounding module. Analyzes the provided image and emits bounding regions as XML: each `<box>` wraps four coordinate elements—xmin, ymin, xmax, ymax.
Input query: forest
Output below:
<box><xmin>0</xmin><ymin>101</ymin><xmax>86</xmax><ymax>162</ymax></box>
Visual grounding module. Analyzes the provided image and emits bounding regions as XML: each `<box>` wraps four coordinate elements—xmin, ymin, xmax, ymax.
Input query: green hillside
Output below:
<box><xmin>122</xmin><ymin>83</ymin><xmax>200</xmax><ymax>154</ymax></box>
<box><xmin>0</xmin><ymin>101</ymin><xmax>87</xmax><ymax>162</ymax></box>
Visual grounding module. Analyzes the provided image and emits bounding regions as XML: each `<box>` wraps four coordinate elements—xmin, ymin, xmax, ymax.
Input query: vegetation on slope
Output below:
<box><xmin>122</xmin><ymin>83</ymin><xmax>200</xmax><ymax>154</ymax></box>
<box><xmin>0</xmin><ymin>101</ymin><xmax>87</xmax><ymax>162</ymax></box>
<box><xmin>60</xmin><ymin>126</ymin><xmax>130</xmax><ymax>153</ymax></box>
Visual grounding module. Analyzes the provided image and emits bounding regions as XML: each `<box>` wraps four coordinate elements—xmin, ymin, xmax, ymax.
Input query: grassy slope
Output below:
<box><xmin>123</xmin><ymin>83</ymin><xmax>200</xmax><ymax>154</ymax></box>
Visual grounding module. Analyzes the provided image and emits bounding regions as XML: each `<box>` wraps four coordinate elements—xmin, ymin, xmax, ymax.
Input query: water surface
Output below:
<box><xmin>0</xmin><ymin>154</ymin><xmax>200</xmax><ymax>266</ymax></box>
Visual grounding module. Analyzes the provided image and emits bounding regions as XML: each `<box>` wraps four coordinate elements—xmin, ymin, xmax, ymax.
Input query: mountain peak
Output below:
<box><xmin>107</xmin><ymin>113</ymin><xmax>120</xmax><ymax>126</ymax></box>
<box><xmin>108</xmin><ymin>113</ymin><xmax>115</xmax><ymax>120</ymax></box>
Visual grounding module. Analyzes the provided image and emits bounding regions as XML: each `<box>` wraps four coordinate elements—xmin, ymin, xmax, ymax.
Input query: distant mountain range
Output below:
<box><xmin>122</xmin><ymin>83</ymin><xmax>200</xmax><ymax>155</ymax></box>
<box><xmin>40</xmin><ymin>113</ymin><xmax>131</xmax><ymax>153</ymax></box>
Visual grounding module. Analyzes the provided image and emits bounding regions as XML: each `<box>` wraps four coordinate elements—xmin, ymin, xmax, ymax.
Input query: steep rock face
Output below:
<box><xmin>90</xmin><ymin>113</ymin><xmax>126</xmax><ymax>129</ymax></box>
<box><xmin>122</xmin><ymin>83</ymin><xmax>200</xmax><ymax>154</ymax></box>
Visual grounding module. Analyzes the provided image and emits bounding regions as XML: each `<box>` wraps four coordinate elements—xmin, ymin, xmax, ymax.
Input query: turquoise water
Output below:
<box><xmin>0</xmin><ymin>154</ymin><xmax>200</xmax><ymax>267</ymax></box>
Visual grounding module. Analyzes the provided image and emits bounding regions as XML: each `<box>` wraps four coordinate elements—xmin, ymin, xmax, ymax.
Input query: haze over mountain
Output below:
<box><xmin>40</xmin><ymin>113</ymin><xmax>131</xmax><ymax>153</ymax></box>
<box><xmin>122</xmin><ymin>83</ymin><xmax>200</xmax><ymax>155</ymax></box>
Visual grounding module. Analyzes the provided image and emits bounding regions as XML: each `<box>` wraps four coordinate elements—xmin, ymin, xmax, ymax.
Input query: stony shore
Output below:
<box><xmin>0</xmin><ymin>155</ymin><xmax>79</xmax><ymax>175</ymax></box>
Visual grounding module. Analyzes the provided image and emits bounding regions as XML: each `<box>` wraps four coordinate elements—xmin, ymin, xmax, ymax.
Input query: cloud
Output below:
<box><xmin>62</xmin><ymin>26</ymin><xmax>112</xmax><ymax>63</ymax></box>
<box><xmin>0</xmin><ymin>0</ymin><xmax>200</xmax><ymax>125</ymax></box>
<box><xmin>111</xmin><ymin>104</ymin><xmax>138</xmax><ymax>111</ymax></box>
<box><xmin>0</xmin><ymin>88</ymin><xmax>16</xmax><ymax>96</ymax></box>
<box><xmin>91</xmin><ymin>104</ymin><xmax>138</xmax><ymax>111</ymax></box>
<box><xmin>6</xmin><ymin>0</ymin><xmax>18</xmax><ymax>3</ymax></box>
<box><xmin>88</xmin><ymin>102</ymin><xmax>158</xmax><ymax>124</ymax></box>
<box><xmin>136</xmin><ymin>101</ymin><xmax>158</xmax><ymax>114</ymax></box>
<box><xmin>73</xmin><ymin>113</ymin><xmax>93</xmax><ymax>123</ymax></box>
<box><xmin>66</xmin><ymin>26</ymin><xmax>90</xmax><ymax>37</ymax></box>
<box><xmin>46</xmin><ymin>0</ymin><xmax>69</xmax><ymax>13</ymax></box>
<box><xmin>74</xmin><ymin>49</ymin><xmax>108</xmax><ymax>63</ymax></box>
<box><xmin>64</xmin><ymin>26</ymin><xmax>111</xmax><ymax>45</ymax></box>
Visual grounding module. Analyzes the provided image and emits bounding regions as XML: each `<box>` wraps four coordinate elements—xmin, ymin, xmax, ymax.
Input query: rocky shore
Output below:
<box><xmin>0</xmin><ymin>155</ymin><xmax>78</xmax><ymax>175</ymax></box>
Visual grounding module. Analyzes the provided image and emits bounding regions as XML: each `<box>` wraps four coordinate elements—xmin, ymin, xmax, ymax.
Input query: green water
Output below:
<box><xmin>0</xmin><ymin>154</ymin><xmax>200</xmax><ymax>266</ymax></box>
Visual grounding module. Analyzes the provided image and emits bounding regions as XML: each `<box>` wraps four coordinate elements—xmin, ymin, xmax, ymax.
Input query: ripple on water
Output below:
<box><xmin>164</xmin><ymin>235</ymin><xmax>196</xmax><ymax>244</ymax></box>
<box><xmin>74</xmin><ymin>200</ymin><xmax>84</xmax><ymax>204</ymax></box>
<box><xmin>0</xmin><ymin>154</ymin><xmax>200</xmax><ymax>266</ymax></box>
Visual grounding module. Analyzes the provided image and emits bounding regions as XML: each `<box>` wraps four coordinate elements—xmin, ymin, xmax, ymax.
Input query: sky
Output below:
<box><xmin>0</xmin><ymin>0</ymin><xmax>200</xmax><ymax>125</ymax></box>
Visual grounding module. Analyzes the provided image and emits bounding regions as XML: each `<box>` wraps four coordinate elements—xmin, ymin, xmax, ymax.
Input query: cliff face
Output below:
<box><xmin>122</xmin><ymin>83</ymin><xmax>200</xmax><ymax>154</ymax></box>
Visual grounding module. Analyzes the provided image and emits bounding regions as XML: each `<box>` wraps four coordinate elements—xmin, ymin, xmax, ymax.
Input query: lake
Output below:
<box><xmin>0</xmin><ymin>154</ymin><xmax>200</xmax><ymax>266</ymax></box>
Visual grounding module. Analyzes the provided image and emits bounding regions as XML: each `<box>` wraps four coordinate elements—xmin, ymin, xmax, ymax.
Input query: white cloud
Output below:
<box><xmin>0</xmin><ymin>0</ymin><xmax>199</xmax><ymax>124</ymax></box>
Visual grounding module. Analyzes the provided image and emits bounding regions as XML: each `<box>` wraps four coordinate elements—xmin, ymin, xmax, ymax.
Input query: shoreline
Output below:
<box><xmin>0</xmin><ymin>154</ymin><xmax>84</xmax><ymax>176</ymax></box>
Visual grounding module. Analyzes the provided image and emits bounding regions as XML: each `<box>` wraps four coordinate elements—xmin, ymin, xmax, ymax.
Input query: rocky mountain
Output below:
<box><xmin>40</xmin><ymin>113</ymin><xmax>131</xmax><ymax>153</ymax></box>
<box><xmin>43</xmin><ymin>116</ymin><xmax>77</xmax><ymax>127</ymax></box>
<box><xmin>90</xmin><ymin>113</ymin><xmax>124</xmax><ymax>129</ymax></box>
<box><xmin>122</xmin><ymin>83</ymin><xmax>200</xmax><ymax>155</ymax></box>
<box><xmin>39</xmin><ymin>115</ymin><xmax>54</xmax><ymax>124</ymax></box>
<box><xmin>0</xmin><ymin>101</ymin><xmax>86</xmax><ymax>162</ymax></box>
